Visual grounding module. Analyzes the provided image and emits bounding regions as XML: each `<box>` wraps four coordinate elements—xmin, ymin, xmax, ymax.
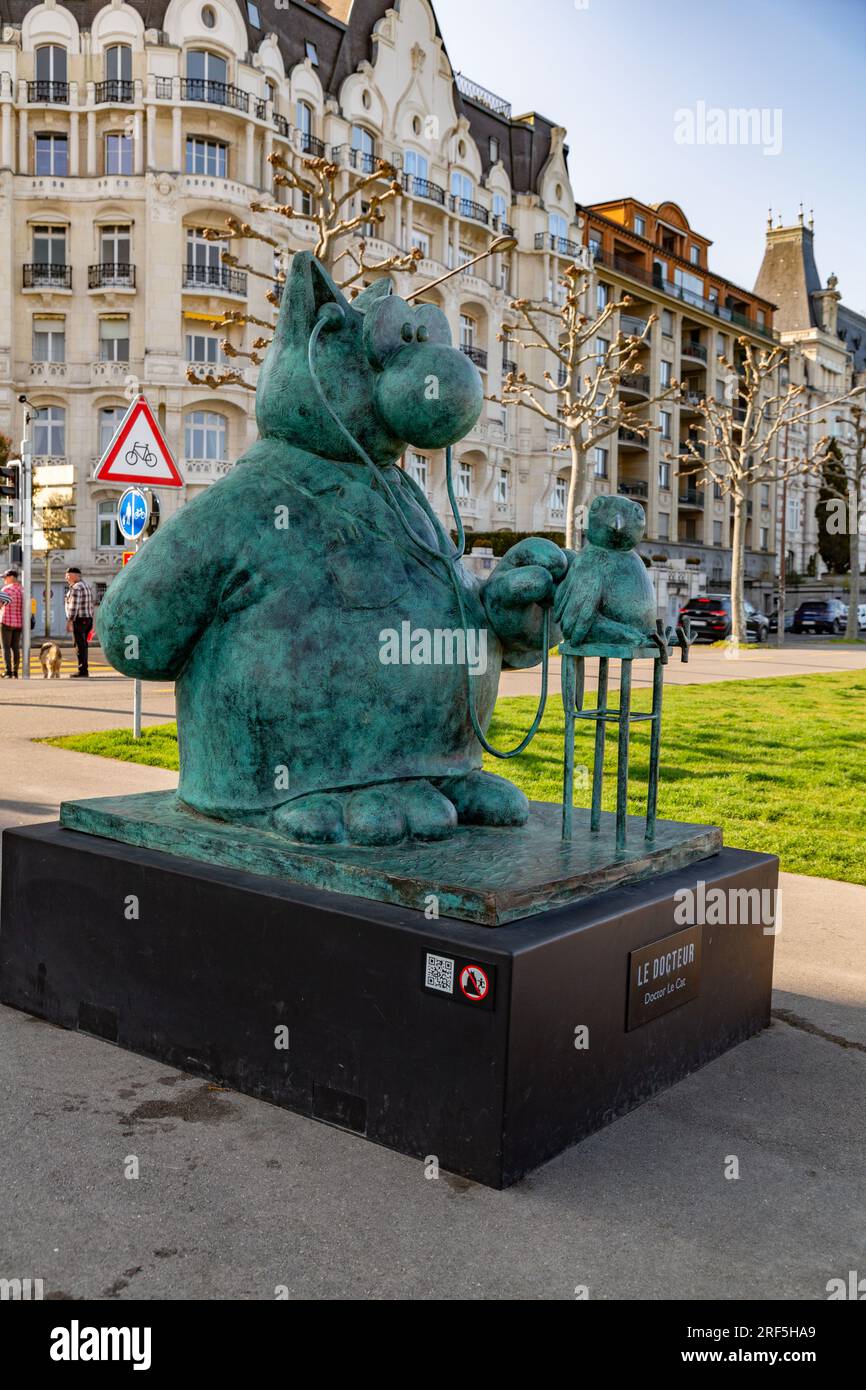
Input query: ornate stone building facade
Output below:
<box><xmin>0</xmin><ymin>0</ymin><xmax>810</xmax><ymax>631</ymax></box>
<box><xmin>754</xmin><ymin>214</ymin><xmax>866</xmax><ymax>583</ymax></box>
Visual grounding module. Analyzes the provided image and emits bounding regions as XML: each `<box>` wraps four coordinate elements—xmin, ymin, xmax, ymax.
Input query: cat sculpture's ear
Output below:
<box><xmin>351</xmin><ymin>277</ymin><xmax>394</xmax><ymax>314</ymax></box>
<box><xmin>274</xmin><ymin>252</ymin><xmax>352</xmax><ymax>347</ymax></box>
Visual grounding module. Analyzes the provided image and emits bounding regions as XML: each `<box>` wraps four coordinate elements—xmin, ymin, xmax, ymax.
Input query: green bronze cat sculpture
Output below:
<box><xmin>97</xmin><ymin>253</ymin><xmax>569</xmax><ymax>846</ymax></box>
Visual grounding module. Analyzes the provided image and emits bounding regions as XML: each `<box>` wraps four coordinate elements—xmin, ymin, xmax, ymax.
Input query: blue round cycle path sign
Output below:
<box><xmin>117</xmin><ymin>487</ymin><xmax>150</xmax><ymax>542</ymax></box>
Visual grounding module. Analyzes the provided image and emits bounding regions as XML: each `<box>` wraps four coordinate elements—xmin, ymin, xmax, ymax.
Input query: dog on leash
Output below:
<box><xmin>39</xmin><ymin>642</ymin><xmax>63</xmax><ymax>678</ymax></box>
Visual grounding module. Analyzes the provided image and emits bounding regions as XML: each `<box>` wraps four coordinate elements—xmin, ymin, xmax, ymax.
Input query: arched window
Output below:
<box><xmin>407</xmin><ymin>453</ymin><xmax>429</xmax><ymax>489</ymax></box>
<box><xmin>404</xmin><ymin>148</ymin><xmax>429</xmax><ymax>191</ymax></box>
<box><xmin>98</xmin><ymin>406</ymin><xmax>126</xmax><ymax>455</ymax></box>
<box><xmin>185</xmin><ymin>228</ymin><xmax>227</xmax><ymax>288</ymax></box>
<box><xmin>104</xmin><ymin>43</ymin><xmax>132</xmax><ymax>101</ymax></box>
<box><xmin>96</xmin><ymin>499</ymin><xmax>124</xmax><ymax>549</ymax></box>
<box><xmin>549</xmin><ymin>212</ymin><xmax>568</xmax><ymax>250</ymax></box>
<box><xmin>186</xmin><ymin>50</ymin><xmax>228</xmax><ymax>103</ymax></box>
<box><xmin>185</xmin><ymin>410</ymin><xmax>227</xmax><ymax>461</ymax></box>
<box><xmin>33</xmin><ymin>405</ymin><xmax>66</xmax><ymax>458</ymax></box>
<box><xmin>35</xmin><ymin>45</ymin><xmax>67</xmax><ymax>100</ymax></box>
<box><xmin>459</xmin><ymin>313</ymin><xmax>476</xmax><ymax>349</ymax></box>
<box><xmin>351</xmin><ymin>125</ymin><xmax>376</xmax><ymax>173</ymax></box>
<box><xmin>451</xmin><ymin>171</ymin><xmax>473</xmax><ymax>214</ymax></box>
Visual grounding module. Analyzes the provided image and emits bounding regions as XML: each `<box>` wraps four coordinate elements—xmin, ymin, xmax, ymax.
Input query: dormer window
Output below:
<box><xmin>306</xmin><ymin>41</ymin><xmax>319</xmax><ymax>66</ymax></box>
<box><xmin>634</xmin><ymin>214</ymin><xmax>646</xmax><ymax>237</ymax></box>
<box><xmin>690</xmin><ymin>246</ymin><xmax>701</xmax><ymax>266</ymax></box>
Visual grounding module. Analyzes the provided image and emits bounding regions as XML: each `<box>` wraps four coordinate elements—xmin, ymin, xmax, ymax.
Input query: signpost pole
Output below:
<box><xmin>93</xmin><ymin>395</ymin><xmax>182</xmax><ymax>736</ymax></box>
<box><xmin>20</xmin><ymin>415</ymin><xmax>32</xmax><ymax>682</ymax></box>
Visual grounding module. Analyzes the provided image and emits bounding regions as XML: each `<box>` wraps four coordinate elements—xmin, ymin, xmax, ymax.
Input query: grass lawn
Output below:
<box><xmin>43</xmin><ymin>670</ymin><xmax>866</xmax><ymax>885</ymax></box>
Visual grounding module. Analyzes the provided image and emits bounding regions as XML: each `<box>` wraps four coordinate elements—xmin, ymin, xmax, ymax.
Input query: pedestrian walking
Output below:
<box><xmin>65</xmin><ymin>567</ymin><xmax>94</xmax><ymax>679</ymax></box>
<box><xmin>1</xmin><ymin>567</ymin><xmax>23</xmax><ymax>678</ymax></box>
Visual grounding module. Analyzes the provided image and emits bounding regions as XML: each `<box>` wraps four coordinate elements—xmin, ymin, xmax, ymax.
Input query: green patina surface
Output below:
<box><xmin>58</xmin><ymin>793</ymin><xmax>721</xmax><ymax>927</ymax></box>
<box><xmin>93</xmin><ymin>252</ymin><xmax>664</xmax><ymax>862</ymax></box>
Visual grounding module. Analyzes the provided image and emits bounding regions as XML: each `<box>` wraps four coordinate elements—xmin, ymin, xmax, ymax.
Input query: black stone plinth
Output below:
<box><xmin>0</xmin><ymin>823</ymin><xmax>778</xmax><ymax>1188</ymax></box>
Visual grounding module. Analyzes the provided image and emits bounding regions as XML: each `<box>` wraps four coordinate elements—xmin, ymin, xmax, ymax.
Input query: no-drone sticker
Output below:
<box><xmin>422</xmin><ymin>951</ymin><xmax>496</xmax><ymax>1010</ymax></box>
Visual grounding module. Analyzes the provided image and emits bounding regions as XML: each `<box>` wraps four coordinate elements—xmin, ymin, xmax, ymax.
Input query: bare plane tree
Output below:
<box><xmin>190</xmin><ymin>150</ymin><xmax>422</xmax><ymax>393</ymax></box>
<box><xmin>488</xmin><ymin>264</ymin><xmax>680</xmax><ymax>549</ymax></box>
<box><xmin>673</xmin><ymin>338</ymin><xmax>863</xmax><ymax>644</ymax></box>
<box><xmin>816</xmin><ymin>399</ymin><xmax>866</xmax><ymax>639</ymax></box>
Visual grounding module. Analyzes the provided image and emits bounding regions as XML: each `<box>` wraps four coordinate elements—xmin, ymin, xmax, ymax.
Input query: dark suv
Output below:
<box><xmin>679</xmin><ymin>595</ymin><xmax>770</xmax><ymax>643</ymax></box>
<box><xmin>792</xmin><ymin>599</ymin><xmax>848</xmax><ymax>634</ymax></box>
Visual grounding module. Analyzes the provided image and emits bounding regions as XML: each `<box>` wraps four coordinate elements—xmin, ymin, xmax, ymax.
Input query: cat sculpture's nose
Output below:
<box><xmin>374</xmin><ymin>342</ymin><xmax>483</xmax><ymax>450</ymax></box>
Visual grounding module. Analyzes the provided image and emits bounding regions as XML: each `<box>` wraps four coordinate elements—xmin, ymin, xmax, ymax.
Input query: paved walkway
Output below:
<box><xmin>0</xmin><ymin>667</ymin><xmax>863</xmax><ymax>1299</ymax></box>
<box><xmin>501</xmin><ymin>635</ymin><xmax>866</xmax><ymax>695</ymax></box>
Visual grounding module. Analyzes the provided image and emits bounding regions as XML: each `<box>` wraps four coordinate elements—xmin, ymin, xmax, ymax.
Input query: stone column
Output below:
<box><xmin>1</xmin><ymin>100</ymin><xmax>11</xmax><ymax>170</ymax></box>
<box><xmin>17</xmin><ymin>109</ymin><xmax>28</xmax><ymax>175</ymax></box>
<box><xmin>146</xmin><ymin>101</ymin><xmax>156</xmax><ymax>170</ymax></box>
<box><xmin>86</xmin><ymin>110</ymin><xmax>96</xmax><ymax>175</ymax></box>
<box><xmin>172</xmin><ymin>105</ymin><xmax>182</xmax><ymax>171</ymax></box>
<box><xmin>133</xmin><ymin>111</ymin><xmax>144</xmax><ymax>174</ymax></box>
<box><xmin>245</xmin><ymin>121</ymin><xmax>254</xmax><ymax>186</ymax></box>
<box><xmin>69</xmin><ymin>111</ymin><xmax>79</xmax><ymax>177</ymax></box>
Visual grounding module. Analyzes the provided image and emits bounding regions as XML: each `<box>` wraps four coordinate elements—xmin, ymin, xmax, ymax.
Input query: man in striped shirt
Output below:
<box><xmin>1</xmin><ymin>567</ymin><xmax>23</xmax><ymax>678</ymax></box>
<box><xmin>65</xmin><ymin>567</ymin><xmax>95</xmax><ymax>679</ymax></box>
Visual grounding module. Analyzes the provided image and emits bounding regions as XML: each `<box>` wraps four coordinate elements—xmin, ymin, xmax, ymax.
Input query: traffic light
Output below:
<box><xmin>0</xmin><ymin>461</ymin><xmax>20</xmax><ymax>499</ymax></box>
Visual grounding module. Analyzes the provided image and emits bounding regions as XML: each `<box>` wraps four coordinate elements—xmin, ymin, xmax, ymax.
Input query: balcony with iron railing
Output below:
<box><xmin>678</xmin><ymin>488</ymin><xmax>705</xmax><ymax>508</ymax></box>
<box><xmin>401</xmin><ymin>173</ymin><xmax>446</xmax><ymax>205</ymax></box>
<box><xmin>460</xmin><ymin>344</ymin><xmax>488</xmax><ymax>370</ymax></box>
<box><xmin>681</xmin><ymin>339</ymin><xmax>708</xmax><ymax>362</ymax></box>
<box><xmin>618</xmin><ymin>480</ymin><xmax>649</xmax><ymax>499</ymax></box>
<box><xmin>450</xmin><ymin>195</ymin><xmax>489</xmax><ymax>225</ymax></box>
<box><xmin>680</xmin><ymin>389</ymin><xmax>705</xmax><ymax>411</ymax></box>
<box><xmin>272</xmin><ymin>112</ymin><xmax>291</xmax><ymax>139</ymax></box>
<box><xmin>88</xmin><ymin>263</ymin><xmax>136</xmax><ymax>290</ymax></box>
<box><xmin>183</xmin><ymin>263</ymin><xmax>247</xmax><ymax>296</ymax></box>
<box><xmin>27</xmin><ymin>80</ymin><xmax>69</xmax><ymax>104</ymax></box>
<box><xmin>24</xmin><ymin>263</ymin><xmax>72</xmax><ymax>290</ymax></box>
<box><xmin>455</xmin><ymin>74</ymin><xmax>512</xmax><ymax>119</ymax></box>
<box><xmin>152</xmin><ymin>77</ymin><xmax>252</xmax><ymax>111</ymax></box>
<box><xmin>534</xmin><ymin>232</ymin><xmax>581</xmax><ymax>257</ymax></box>
<box><xmin>620</xmin><ymin>372</ymin><xmax>650</xmax><ymax>395</ymax></box>
<box><xmin>591</xmin><ymin>247</ymin><xmax>775</xmax><ymax>339</ymax></box>
<box><xmin>621</xmin><ymin>314</ymin><xmax>650</xmax><ymax>338</ymax></box>
<box><xmin>501</xmin><ymin>358</ymin><xmax>518</xmax><ymax>378</ymax></box>
<box><xmin>618</xmin><ymin>426</ymin><xmax>649</xmax><ymax>448</ymax></box>
<box><xmin>330</xmin><ymin>144</ymin><xmax>381</xmax><ymax>173</ymax></box>
<box><xmin>298</xmin><ymin>131</ymin><xmax>326</xmax><ymax>158</ymax></box>
<box><xmin>95</xmin><ymin>79</ymin><xmax>134</xmax><ymax>104</ymax></box>
<box><xmin>492</xmin><ymin>216</ymin><xmax>514</xmax><ymax>237</ymax></box>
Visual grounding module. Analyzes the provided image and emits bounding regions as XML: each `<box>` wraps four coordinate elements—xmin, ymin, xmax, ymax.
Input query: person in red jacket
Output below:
<box><xmin>1</xmin><ymin>567</ymin><xmax>23</xmax><ymax>678</ymax></box>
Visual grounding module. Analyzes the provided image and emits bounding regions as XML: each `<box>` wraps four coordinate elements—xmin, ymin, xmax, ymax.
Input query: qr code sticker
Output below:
<box><xmin>425</xmin><ymin>953</ymin><xmax>455</xmax><ymax>994</ymax></box>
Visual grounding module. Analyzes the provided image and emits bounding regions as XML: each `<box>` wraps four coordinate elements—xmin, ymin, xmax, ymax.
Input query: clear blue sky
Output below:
<box><xmin>433</xmin><ymin>0</ymin><xmax>866</xmax><ymax>311</ymax></box>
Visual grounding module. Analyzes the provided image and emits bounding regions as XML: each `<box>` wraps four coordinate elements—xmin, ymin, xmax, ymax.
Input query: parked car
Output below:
<box><xmin>679</xmin><ymin>595</ymin><xmax>770</xmax><ymax>643</ymax></box>
<box><xmin>768</xmin><ymin>609</ymin><xmax>795</xmax><ymax>634</ymax></box>
<box><xmin>791</xmin><ymin>599</ymin><xmax>848</xmax><ymax>634</ymax></box>
<box><xmin>859</xmin><ymin>603</ymin><xmax>866</xmax><ymax>631</ymax></box>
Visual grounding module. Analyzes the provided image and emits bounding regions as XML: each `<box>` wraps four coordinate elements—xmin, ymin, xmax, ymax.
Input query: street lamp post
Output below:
<box><xmin>18</xmin><ymin>396</ymin><xmax>33</xmax><ymax>681</ymax></box>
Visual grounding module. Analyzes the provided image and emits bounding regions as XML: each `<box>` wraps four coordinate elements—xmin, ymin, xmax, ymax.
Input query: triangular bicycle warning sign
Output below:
<box><xmin>93</xmin><ymin>396</ymin><xmax>183</xmax><ymax>488</ymax></box>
